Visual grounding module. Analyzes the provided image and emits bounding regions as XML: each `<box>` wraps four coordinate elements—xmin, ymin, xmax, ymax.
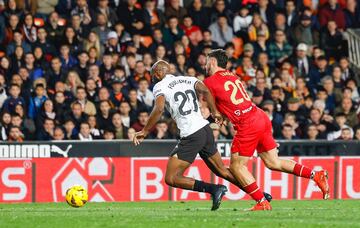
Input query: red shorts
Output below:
<box><xmin>231</xmin><ymin>108</ymin><xmax>277</xmax><ymax>157</ymax></box>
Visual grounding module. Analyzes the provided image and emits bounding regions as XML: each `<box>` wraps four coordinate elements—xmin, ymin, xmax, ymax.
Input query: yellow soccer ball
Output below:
<box><xmin>65</xmin><ymin>185</ymin><xmax>88</xmax><ymax>208</ymax></box>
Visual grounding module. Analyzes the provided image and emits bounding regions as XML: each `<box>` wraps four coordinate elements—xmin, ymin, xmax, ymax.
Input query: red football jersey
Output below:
<box><xmin>203</xmin><ymin>70</ymin><xmax>256</xmax><ymax>124</ymax></box>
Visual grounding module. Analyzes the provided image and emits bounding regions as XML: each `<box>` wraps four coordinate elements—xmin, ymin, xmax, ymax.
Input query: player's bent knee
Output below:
<box><xmin>165</xmin><ymin>174</ymin><xmax>175</xmax><ymax>187</ymax></box>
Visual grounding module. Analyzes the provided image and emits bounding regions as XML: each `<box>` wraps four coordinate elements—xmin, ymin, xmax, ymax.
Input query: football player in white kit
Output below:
<box><xmin>133</xmin><ymin>60</ymin><xmax>271</xmax><ymax>210</ymax></box>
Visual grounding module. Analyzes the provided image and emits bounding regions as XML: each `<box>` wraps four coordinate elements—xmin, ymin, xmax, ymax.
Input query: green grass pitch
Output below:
<box><xmin>0</xmin><ymin>200</ymin><xmax>358</xmax><ymax>228</ymax></box>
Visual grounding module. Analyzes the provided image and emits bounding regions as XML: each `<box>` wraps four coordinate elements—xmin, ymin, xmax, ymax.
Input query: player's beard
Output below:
<box><xmin>152</xmin><ymin>76</ymin><xmax>160</xmax><ymax>84</ymax></box>
<box><xmin>205</xmin><ymin>65</ymin><xmax>210</xmax><ymax>76</ymax></box>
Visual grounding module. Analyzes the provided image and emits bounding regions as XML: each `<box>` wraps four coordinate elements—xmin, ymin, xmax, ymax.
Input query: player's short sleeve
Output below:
<box><xmin>152</xmin><ymin>83</ymin><xmax>164</xmax><ymax>98</ymax></box>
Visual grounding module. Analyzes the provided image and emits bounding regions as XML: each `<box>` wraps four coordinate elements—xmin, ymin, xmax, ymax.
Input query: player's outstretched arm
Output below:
<box><xmin>195</xmin><ymin>81</ymin><xmax>223</xmax><ymax>125</ymax></box>
<box><xmin>133</xmin><ymin>95</ymin><xmax>165</xmax><ymax>146</ymax></box>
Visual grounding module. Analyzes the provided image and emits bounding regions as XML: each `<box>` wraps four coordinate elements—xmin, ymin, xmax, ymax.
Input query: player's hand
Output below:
<box><xmin>133</xmin><ymin>130</ymin><xmax>148</xmax><ymax>146</ymax></box>
<box><xmin>212</xmin><ymin>112</ymin><xmax>223</xmax><ymax>126</ymax></box>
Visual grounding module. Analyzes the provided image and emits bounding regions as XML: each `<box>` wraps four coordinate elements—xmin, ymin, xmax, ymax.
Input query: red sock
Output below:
<box><xmin>293</xmin><ymin>163</ymin><xmax>312</xmax><ymax>178</ymax></box>
<box><xmin>243</xmin><ymin>182</ymin><xmax>263</xmax><ymax>202</ymax></box>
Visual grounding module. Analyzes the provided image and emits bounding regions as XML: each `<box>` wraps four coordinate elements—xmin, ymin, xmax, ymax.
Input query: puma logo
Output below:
<box><xmin>51</xmin><ymin>145</ymin><xmax>72</xmax><ymax>157</ymax></box>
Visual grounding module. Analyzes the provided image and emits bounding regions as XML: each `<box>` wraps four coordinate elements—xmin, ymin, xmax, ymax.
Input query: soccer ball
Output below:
<box><xmin>65</xmin><ymin>185</ymin><xmax>88</xmax><ymax>208</ymax></box>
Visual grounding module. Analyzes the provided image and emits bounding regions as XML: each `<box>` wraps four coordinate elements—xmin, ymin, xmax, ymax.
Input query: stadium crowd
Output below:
<box><xmin>0</xmin><ymin>0</ymin><xmax>359</xmax><ymax>141</ymax></box>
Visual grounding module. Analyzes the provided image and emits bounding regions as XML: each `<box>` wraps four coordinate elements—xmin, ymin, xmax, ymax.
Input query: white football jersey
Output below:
<box><xmin>153</xmin><ymin>74</ymin><xmax>209</xmax><ymax>137</ymax></box>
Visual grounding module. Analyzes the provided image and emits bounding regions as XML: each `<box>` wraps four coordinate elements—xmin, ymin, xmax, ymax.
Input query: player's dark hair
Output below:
<box><xmin>208</xmin><ymin>49</ymin><xmax>228</xmax><ymax>68</ymax></box>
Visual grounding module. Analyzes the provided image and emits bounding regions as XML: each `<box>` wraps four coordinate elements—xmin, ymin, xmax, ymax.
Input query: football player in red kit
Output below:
<box><xmin>203</xmin><ymin>49</ymin><xmax>330</xmax><ymax>211</ymax></box>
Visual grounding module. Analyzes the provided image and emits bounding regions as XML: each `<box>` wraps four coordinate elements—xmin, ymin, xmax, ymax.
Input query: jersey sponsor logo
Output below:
<box><xmin>234</xmin><ymin>106</ymin><xmax>253</xmax><ymax>116</ymax></box>
<box><xmin>0</xmin><ymin>144</ymin><xmax>72</xmax><ymax>158</ymax></box>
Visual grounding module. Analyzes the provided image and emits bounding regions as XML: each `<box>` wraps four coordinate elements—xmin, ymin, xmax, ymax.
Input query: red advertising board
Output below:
<box><xmin>0</xmin><ymin>156</ymin><xmax>359</xmax><ymax>203</ymax></box>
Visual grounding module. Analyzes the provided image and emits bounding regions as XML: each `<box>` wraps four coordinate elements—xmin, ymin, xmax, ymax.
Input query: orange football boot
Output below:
<box><xmin>313</xmin><ymin>170</ymin><xmax>330</xmax><ymax>200</ymax></box>
<box><xmin>249</xmin><ymin>200</ymin><xmax>272</xmax><ymax>211</ymax></box>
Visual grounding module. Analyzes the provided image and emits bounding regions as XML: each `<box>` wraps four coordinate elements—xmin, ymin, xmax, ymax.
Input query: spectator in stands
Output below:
<box><xmin>65</xmin><ymin>71</ymin><xmax>84</xmax><ymax>95</ymax></box>
<box><xmin>60</xmin><ymin>44</ymin><xmax>78</xmax><ymax>71</ymax></box>
<box><xmin>279</xmin><ymin>123</ymin><xmax>298</xmax><ymax>140</ymax></box>
<box><xmin>28</xmin><ymin>84</ymin><xmax>48</xmax><ymax>120</ymax></box>
<box><xmin>97</xmin><ymin>100</ymin><xmax>113</xmax><ymax>130</ymax></box>
<box><xmin>119</xmin><ymin>101</ymin><xmax>131</xmax><ymax>128</ymax></box>
<box><xmin>248</xmin><ymin>13</ymin><xmax>269</xmax><ymax>43</ymax></box>
<box><xmin>7</xmin><ymin>30</ymin><xmax>32</xmax><ymax>56</ymax></box>
<box><xmin>321</xmin><ymin>20</ymin><xmax>344</xmax><ymax>60</ymax></box>
<box><xmin>7</xmin><ymin>125</ymin><xmax>23</xmax><ymax>142</ymax></box>
<box><xmin>75</xmin><ymin>87</ymin><xmax>96</xmax><ymax>116</ymax></box>
<box><xmin>137</xmin><ymin>78</ymin><xmax>154</xmax><ymax>109</ymax></box>
<box><xmin>3</xmin><ymin>14</ymin><xmax>21</xmax><ymax>46</ymax></box>
<box><xmin>180</xmin><ymin>15</ymin><xmax>202</xmax><ymax>46</ymax></box>
<box><xmin>91</xmin><ymin>13</ymin><xmax>111</xmax><ymax>45</ymax></box>
<box><xmin>285</xmin><ymin>0</ymin><xmax>298</xmax><ymax>28</ymax></box>
<box><xmin>272</xmin><ymin>12</ymin><xmax>289</xmax><ymax>37</ymax></box>
<box><xmin>63</xmin><ymin>118</ymin><xmax>77</xmax><ymax>140</ymax></box>
<box><xmin>83</xmin><ymin>32</ymin><xmax>103</xmax><ymax>59</ymax></box>
<box><xmin>2</xmin><ymin>84</ymin><xmax>25</xmax><ymax>114</ymax></box>
<box><xmin>321</xmin><ymin>76</ymin><xmax>336</xmax><ymax>113</ymax></box>
<box><xmin>117</xmin><ymin>0</ymin><xmax>145</xmax><ymax>35</ymax></box>
<box><xmin>335</xmin><ymin>97</ymin><xmax>359</xmax><ymax>127</ymax></box>
<box><xmin>210</xmin><ymin>0</ymin><xmax>233</xmax><ymax>26</ymax></box>
<box><xmin>307</xmin><ymin>108</ymin><xmax>329</xmax><ymax>139</ymax></box>
<box><xmin>162</xmin><ymin>16</ymin><xmax>184</xmax><ymax>47</ymax></box>
<box><xmin>71</xmin><ymin>14</ymin><xmax>89</xmax><ymax>41</ymax></box>
<box><xmin>292</xmin><ymin>15</ymin><xmax>319</xmax><ymax>47</ymax></box>
<box><xmin>143</xmin><ymin>0</ymin><xmax>164</xmax><ymax>31</ymax></box>
<box><xmin>3</xmin><ymin>0</ymin><xmax>24</xmax><ymax>20</ymax></box>
<box><xmin>262</xmin><ymin>100</ymin><xmax>283</xmax><ymax>138</ymax></box>
<box><xmin>337</xmin><ymin>127</ymin><xmax>353</xmax><ymax>140</ymax></box>
<box><xmin>53</xmin><ymin>126</ymin><xmax>65</xmax><ymax>140</ymax></box>
<box><xmin>268</xmin><ymin>29</ymin><xmax>292</xmax><ymax>66</ymax></box>
<box><xmin>308</xmin><ymin>56</ymin><xmax>332</xmax><ymax>93</ymax></box>
<box><xmin>209</xmin><ymin>14</ymin><xmax>233</xmax><ymax>48</ymax></box>
<box><xmin>150</xmin><ymin>120</ymin><xmax>173</xmax><ymax>139</ymax></box>
<box><xmin>283</xmin><ymin>112</ymin><xmax>302</xmax><ymax>138</ymax></box>
<box><xmin>131</xmin><ymin>110</ymin><xmax>150</xmax><ymax>132</ymax></box>
<box><xmin>62</xmin><ymin>27</ymin><xmax>83</xmax><ymax>55</ymax></box>
<box><xmin>319</xmin><ymin>0</ymin><xmax>346</xmax><ymax>30</ymax></box>
<box><xmin>103</xmin><ymin>128</ymin><xmax>115</xmax><ymax>140</ymax></box>
<box><xmin>71</xmin><ymin>0</ymin><xmax>95</xmax><ymax>27</ymax></box>
<box><xmin>87</xmin><ymin>115</ymin><xmax>101</xmax><ymax>138</ymax></box>
<box><xmin>328</xmin><ymin>112</ymin><xmax>349</xmax><ymax>140</ymax></box>
<box><xmin>187</xmin><ymin>0</ymin><xmax>210</xmax><ymax>29</ymax></box>
<box><xmin>165</xmin><ymin>0</ymin><xmax>187</xmax><ymax>23</ymax></box>
<box><xmin>291</xmin><ymin>43</ymin><xmax>311</xmax><ymax>78</ymax></box>
<box><xmin>345</xmin><ymin>78</ymin><xmax>360</xmax><ymax>103</ymax></box>
<box><xmin>112</xmin><ymin>112</ymin><xmax>127</xmax><ymax>139</ymax></box>
<box><xmin>69</xmin><ymin>102</ymin><xmax>87</xmax><ymax>130</ymax></box>
<box><xmin>77</xmin><ymin>122</ymin><xmax>93</xmax><ymax>141</ymax></box>
<box><xmin>96</xmin><ymin>0</ymin><xmax>118</xmax><ymax>28</ymax></box>
<box><xmin>354</xmin><ymin>127</ymin><xmax>360</xmax><ymax>140</ymax></box>
<box><xmin>97</xmin><ymin>87</ymin><xmax>114</xmax><ymax>108</ymax></box>
<box><xmin>37</xmin><ymin>118</ymin><xmax>55</xmax><ymax>140</ymax></box>
<box><xmin>36</xmin><ymin>0</ymin><xmax>58</xmax><ymax>17</ymax></box>
<box><xmin>233</xmin><ymin>5</ymin><xmax>252</xmax><ymax>39</ymax></box>
<box><xmin>35</xmin><ymin>99</ymin><xmax>56</xmax><ymax>130</ymax></box>
<box><xmin>344</xmin><ymin>0</ymin><xmax>360</xmax><ymax>28</ymax></box>
<box><xmin>53</xmin><ymin>91</ymin><xmax>68</xmax><ymax>124</ymax></box>
<box><xmin>306</xmin><ymin>124</ymin><xmax>319</xmax><ymax>140</ymax></box>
